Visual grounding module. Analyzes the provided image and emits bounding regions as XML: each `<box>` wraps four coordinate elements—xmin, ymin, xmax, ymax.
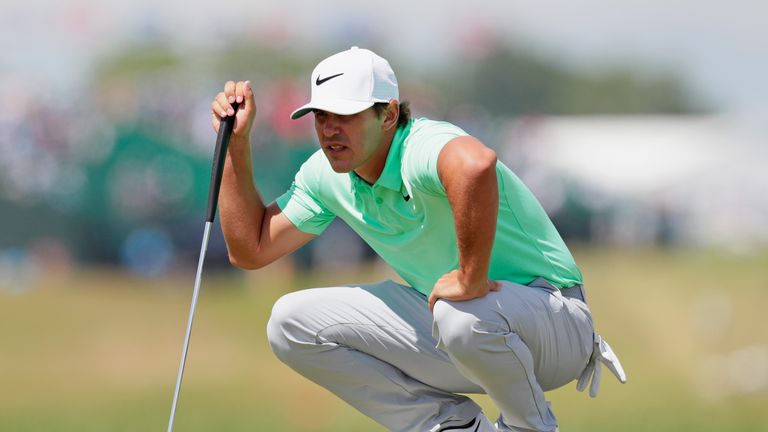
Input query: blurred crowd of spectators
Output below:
<box><xmin>1</xmin><ymin>44</ymin><xmax>766</xmax><ymax>285</ymax></box>
<box><xmin>0</xmin><ymin>71</ymin><xmax>321</xmax><ymax>282</ymax></box>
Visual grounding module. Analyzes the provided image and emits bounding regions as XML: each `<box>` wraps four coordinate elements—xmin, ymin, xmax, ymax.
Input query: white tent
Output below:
<box><xmin>500</xmin><ymin>115</ymin><xmax>768</xmax><ymax>248</ymax></box>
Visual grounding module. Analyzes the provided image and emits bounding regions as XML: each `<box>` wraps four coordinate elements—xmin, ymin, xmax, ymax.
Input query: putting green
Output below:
<box><xmin>1</xmin><ymin>248</ymin><xmax>766</xmax><ymax>431</ymax></box>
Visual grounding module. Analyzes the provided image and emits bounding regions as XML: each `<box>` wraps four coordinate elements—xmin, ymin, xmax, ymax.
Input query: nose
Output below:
<box><xmin>322</xmin><ymin>114</ymin><xmax>340</xmax><ymax>137</ymax></box>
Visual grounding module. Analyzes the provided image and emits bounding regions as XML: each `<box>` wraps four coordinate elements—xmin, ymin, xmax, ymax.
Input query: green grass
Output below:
<box><xmin>1</xmin><ymin>248</ymin><xmax>767</xmax><ymax>431</ymax></box>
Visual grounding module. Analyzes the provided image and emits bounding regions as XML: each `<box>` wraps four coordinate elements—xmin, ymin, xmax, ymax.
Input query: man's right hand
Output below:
<box><xmin>211</xmin><ymin>80</ymin><xmax>257</xmax><ymax>143</ymax></box>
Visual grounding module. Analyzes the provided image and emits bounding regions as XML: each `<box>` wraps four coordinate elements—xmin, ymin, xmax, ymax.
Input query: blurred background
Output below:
<box><xmin>1</xmin><ymin>1</ymin><xmax>766</xmax><ymax>431</ymax></box>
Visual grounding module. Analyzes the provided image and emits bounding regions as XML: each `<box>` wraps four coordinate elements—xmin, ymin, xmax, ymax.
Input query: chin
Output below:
<box><xmin>330</xmin><ymin>165</ymin><xmax>352</xmax><ymax>174</ymax></box>
<box><xmin>324</xmin><ymin>156</ymin><xmax>354</xmax><ymax>173</ymax></box>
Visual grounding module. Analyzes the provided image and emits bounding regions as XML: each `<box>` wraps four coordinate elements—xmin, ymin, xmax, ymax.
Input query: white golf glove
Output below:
<box><xmin>576</xmin><ymin>333</ymin><xmax>627</xmax><ymax>397</ymax></box>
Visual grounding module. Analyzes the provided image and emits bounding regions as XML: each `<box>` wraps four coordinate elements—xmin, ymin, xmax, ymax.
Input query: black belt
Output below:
<box><xmin>527</xmin><ymin>277</ymin><xmax>587</xmax><ymax>303</ymax></box>
<box><xmin>560</xmin><ymin>284</ymin><xmax>586</xmax><ymax>303</ymax></box>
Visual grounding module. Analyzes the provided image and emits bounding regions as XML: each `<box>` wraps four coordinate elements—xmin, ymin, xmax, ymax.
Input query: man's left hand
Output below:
<box><xmin>428</xmin><ymin>270</ymin><xmax>501</xmax><ymax>311</ymax></box>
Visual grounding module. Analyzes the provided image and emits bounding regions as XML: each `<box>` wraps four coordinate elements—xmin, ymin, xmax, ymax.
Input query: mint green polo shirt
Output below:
<box><xmin>276</xmin><ymin>117</ymin><xmax>583</xmax><ymax>296</ymax></box>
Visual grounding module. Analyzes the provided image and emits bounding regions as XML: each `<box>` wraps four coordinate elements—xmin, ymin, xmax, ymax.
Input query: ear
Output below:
<box><xmin>382</xmin><ymin>100</ymin><xmax>399</xmax><ymax>131</ymax></box>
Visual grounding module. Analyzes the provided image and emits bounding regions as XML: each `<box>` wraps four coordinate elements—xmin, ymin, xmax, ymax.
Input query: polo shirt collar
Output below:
<box><xmin>350</xmin><ymin>120</ymin><xmax>411</xmax><ymax>192</ymax></box>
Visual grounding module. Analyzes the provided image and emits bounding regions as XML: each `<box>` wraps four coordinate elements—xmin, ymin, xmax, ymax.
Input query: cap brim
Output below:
<box><xmin>290</xmin><ymin>99</ymin><xmax>375</xmax><ymax>120</ymax></box>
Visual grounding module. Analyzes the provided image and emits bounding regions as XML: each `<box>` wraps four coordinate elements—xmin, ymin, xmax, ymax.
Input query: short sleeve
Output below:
<box><xmin>402</xmin><ymin>120</ymin><xmax>469</xmax><ymax>195</ymax></box>
<box><xmin>275</xmin><ymin>162</ymin><xmax>336</xmax><ymax>235</ymax></box>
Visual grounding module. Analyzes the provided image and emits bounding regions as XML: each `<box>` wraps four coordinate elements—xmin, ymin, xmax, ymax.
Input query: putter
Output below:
<box><xmin>166</xmin><ymin>102</ymin><xmax>239</xmax><ymax>432</ymax></box>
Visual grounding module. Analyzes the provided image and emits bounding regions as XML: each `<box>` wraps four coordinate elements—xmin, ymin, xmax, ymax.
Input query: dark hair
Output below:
<box><xmin>373</xmin><ymin>101</ymin><xmax>411</xmax><ymax>127</ymax></box>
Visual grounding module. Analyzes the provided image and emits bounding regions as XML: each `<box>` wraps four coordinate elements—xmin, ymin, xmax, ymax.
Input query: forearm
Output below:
<box><xmin>451</xmin><ymin>161</ymin><xmax>498</xmax><ymax>289</ymax></box>
<box><xmin>439</xmin><ymin>137</ymin><xmax>499</xmax><ymax>294</ymax></box>
<box><xmin>218</xmin><ymin>137</ymin><xmax>266</xmax><ymax>265</ymax></box>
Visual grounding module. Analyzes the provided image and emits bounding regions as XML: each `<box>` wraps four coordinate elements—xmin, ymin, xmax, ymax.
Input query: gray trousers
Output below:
<box><xmin>267</xmin><ymin>279</ymin><xmax>594</xmax><ymax>432</ymax></box>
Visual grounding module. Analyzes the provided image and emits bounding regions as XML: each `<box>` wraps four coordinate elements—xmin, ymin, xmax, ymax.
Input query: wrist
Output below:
<box><xmin>229</xmin><ymin>135</ymin><xmax>251</xmax><ymax>149</ymax></box>
<box><xmin>458</xmin><ymin>269</ymin><xmax>488</xmax><ymax>294</ymax></box>
<box><xmin>227</xmin><ymin>137</ymin><xmax>253</xmax><ymax>160</ymax></box>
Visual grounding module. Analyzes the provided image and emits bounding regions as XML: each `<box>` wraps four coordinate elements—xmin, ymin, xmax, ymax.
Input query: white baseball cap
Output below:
<box><xmin>290</xmin><ymin>46</ymin><xmax>399</xmax><ymax>120</ymax></box>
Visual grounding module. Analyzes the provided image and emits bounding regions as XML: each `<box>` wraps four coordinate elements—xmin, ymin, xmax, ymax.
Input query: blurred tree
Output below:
<box><xmin>94</xmin><ymin>43</ymin><xmax>182</xmax><ymax>78</ymax></box>
<box><xmin>1</xmin><ymin>38</ymin><xmax>705</xmax><ymax>268</ymax></box>
<box><xmin>440</xmin><ymin>45</ymin><xmax>700</xmax><ymax>116</ymax></box>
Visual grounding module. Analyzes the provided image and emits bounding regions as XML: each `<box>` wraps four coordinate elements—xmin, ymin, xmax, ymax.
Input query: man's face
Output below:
<box><xmin>313</xmin><ymin>107</ymin><xmax>385</xmax><ymax>174</ymax></box>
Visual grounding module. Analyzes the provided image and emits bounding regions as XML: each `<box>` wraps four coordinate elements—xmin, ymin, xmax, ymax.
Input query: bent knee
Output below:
<box><xmin>266</xmin><ymin>290</ymin><xmax>317</xmax><ymax>360</ymax></box>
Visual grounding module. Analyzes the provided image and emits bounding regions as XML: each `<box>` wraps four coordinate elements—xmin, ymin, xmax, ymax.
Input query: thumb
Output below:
<box><xmin>243</xmin><ymin>80</ymin><xmax>255</xmax><ymax>110</ymax></box>
<box><xmin>232</xmin><ymin>81</ymin><xmax>254</xmax><ymax>134</ymax></box>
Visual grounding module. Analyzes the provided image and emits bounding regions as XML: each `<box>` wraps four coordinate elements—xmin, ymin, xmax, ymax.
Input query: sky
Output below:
<box><xmin>1</xmin><ymin>0</ymin><xmax>766</xmax><ymax>113</ymax></box>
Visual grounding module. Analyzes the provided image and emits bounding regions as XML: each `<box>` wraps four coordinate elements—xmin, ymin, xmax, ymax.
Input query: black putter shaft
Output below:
<box><xmin>206</xmin><ymin>102</ymin><xmax>239</xmax><ymax>222</ymax></box>
<box><xmin>167</xmin><ymin>102</ymin><xmax>239</xmax><ymax>432</ymax></box>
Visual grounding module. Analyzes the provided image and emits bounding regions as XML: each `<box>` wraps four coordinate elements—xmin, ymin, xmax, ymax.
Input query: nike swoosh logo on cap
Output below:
<box><xmin>316</xmin><ymin>73</ymin><xmax>344</xmax><ymax>85</ymax></box>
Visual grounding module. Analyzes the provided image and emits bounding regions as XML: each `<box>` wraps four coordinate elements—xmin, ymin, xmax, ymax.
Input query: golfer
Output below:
<box><xmin>211</xmin><ymin>47</ymin><xmax>625</xmax><ymax>432</ymax></box>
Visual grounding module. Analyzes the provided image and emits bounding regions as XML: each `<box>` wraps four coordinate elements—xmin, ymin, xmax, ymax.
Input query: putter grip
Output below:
<box><xmin>205</xmin><ymin>102</ymin><xmax>239</xmax><ymax>222</ymax></box>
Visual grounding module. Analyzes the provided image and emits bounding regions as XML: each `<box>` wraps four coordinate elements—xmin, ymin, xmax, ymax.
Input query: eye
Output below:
<box><xmin>313</xmin><ymin>111</ymin><xmax>329</xmax><ymax>123</ymax></box>
<box><xmin>338</xmin><ymin>113</ymin><xmax>356</xmax><ymax>123</ymax></box>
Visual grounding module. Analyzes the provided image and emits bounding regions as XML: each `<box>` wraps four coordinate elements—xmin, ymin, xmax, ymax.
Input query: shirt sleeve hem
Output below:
<box><xmin>275</xmin><ymin>196</ymin><xmax>329</xmax><ymax>236</ymax></box>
